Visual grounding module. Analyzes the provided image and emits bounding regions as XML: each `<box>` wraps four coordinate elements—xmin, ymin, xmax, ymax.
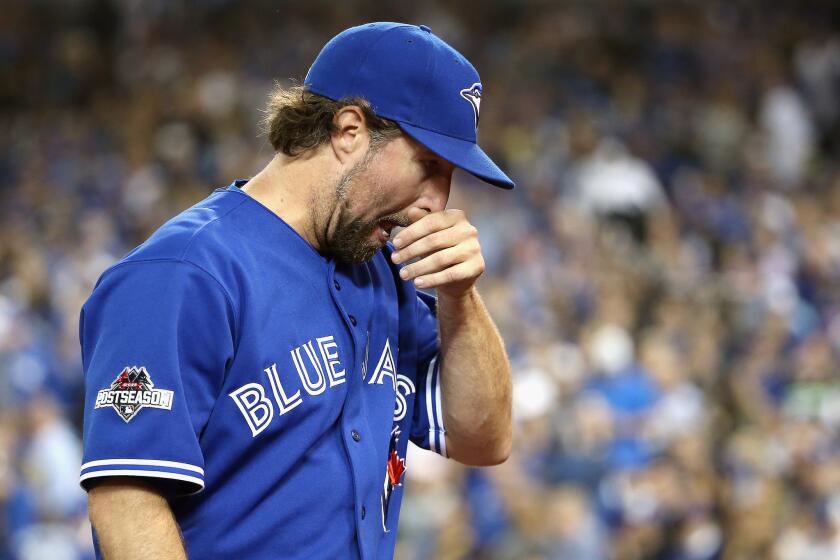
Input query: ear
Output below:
<box><xmin>329</xmin><ymin>106</ymin><xmax>370</xmax><ymax>164</ymax></box>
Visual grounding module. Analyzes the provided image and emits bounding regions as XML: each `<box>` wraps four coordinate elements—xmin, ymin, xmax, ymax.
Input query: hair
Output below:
<box><xmin>262</xmin><ymin>84</ymin><xmax>402</xmax><ymax>157</ymax></box>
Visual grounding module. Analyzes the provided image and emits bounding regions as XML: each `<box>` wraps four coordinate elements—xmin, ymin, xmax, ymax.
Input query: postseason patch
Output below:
<box><xmin>94</xmin><ymin>366</ymin><xmax>174</xmax><ymax>422</ymax></box>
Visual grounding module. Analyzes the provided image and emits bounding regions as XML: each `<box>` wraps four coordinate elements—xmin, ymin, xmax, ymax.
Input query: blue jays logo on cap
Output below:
<box><xmin>460</xmin><ymin>83</ymin><xmax>482</xmax><ymax>131</ymax></box>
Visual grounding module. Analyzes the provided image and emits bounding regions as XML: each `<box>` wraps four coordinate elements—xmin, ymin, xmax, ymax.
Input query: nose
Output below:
<box><xmin>419</xmin><ymin>172</ymin><xmax>452</xmax><ymax>214</ymax></box>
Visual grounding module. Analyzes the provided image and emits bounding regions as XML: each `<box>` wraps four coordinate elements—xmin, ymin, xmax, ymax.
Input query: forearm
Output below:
<box><xmin>88</xmin><ymin>479</ymin><xmax>188</xmax><ymax>560</ymax></box>
<box><xmin>389</xmin><ymin>208</ymin><xmax>512</xmax><ymax>464</ymax></box>
<box><xmin>437</xmin><ymin>287</ymin><xmax>512</xmax><ymax>465</ymax></box>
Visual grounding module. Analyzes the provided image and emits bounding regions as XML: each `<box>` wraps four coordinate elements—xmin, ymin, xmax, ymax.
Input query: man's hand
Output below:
<box><xmin>389</xmin><ymin>207</ymin><xmax>485</xmax><ymax>298</ymax></box>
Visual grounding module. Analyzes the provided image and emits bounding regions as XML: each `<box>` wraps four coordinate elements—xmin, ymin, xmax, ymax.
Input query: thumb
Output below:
<box><xmin>406</xmin><ymin>207</ymin><xmax>430</xmax><ymax>225</ymax></box>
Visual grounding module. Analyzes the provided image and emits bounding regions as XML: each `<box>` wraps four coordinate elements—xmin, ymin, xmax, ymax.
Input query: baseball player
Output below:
<box><xmin>80</xmin><ymin>22</ymin><xmax>513</xmax><ymax>559</ymax></box>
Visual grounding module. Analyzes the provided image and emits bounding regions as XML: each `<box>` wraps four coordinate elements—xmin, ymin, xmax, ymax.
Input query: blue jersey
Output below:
<box><xmin>79</xmin><ymin>181</ymin><xmax>447</xmax><ymax>559</ymax></box>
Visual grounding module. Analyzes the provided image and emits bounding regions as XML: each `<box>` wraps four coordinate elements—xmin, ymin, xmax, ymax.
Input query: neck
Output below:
<box><xmin>241</xmin><ymin>151</ymin><xmax>335</xmax><ymax>251</ymax></box>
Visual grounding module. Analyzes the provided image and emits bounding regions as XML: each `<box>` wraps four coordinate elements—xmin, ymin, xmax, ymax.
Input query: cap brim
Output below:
<box><xmin>398</xmin><ymin>122</ymin><xmax>515</xmax><ymax>190</ymax></box>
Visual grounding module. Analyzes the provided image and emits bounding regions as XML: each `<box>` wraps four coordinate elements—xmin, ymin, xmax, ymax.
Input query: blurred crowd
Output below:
<box><xmin>2</xmin><ymin>0</ymin><xmax>840</xmax><ymax>558</ymax></box>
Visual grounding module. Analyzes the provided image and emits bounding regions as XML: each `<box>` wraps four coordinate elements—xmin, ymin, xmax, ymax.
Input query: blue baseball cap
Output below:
<box><xmin>304</xmin><ymin>22</ymin><xmax>515</xmax><ymax>190</ymax></box>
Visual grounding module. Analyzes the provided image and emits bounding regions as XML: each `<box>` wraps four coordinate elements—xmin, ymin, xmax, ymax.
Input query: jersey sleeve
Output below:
<box><xmin>408</xmin><ymin>291</ymin><xmax>447</xmax><ymax>457</ymax></box>
<box><xmin>78</xmin><ymin>259</ymin><xmax>235</xmax><ymax>496</ymax></box>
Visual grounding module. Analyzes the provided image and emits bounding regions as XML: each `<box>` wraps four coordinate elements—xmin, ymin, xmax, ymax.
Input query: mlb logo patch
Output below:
<box><xmin>94</xmin><ymin>366</ymin><xmax>174</xmax><ymax>422</ymax></box>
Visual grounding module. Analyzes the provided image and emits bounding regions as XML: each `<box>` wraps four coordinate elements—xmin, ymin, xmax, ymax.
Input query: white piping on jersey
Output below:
<box><xmin>80</xmin><ymin>458</ymin><xmax>204</xmax><ymax>475</ymax></box>
<box><xmin>425</xmin><ymin>355</ymin><xmax>446</xmax><ymax>456</ymax></box>
<box><xmin>79</xmin><ymin>469</ymin><xmax>204</xmax><ymax>489</ymax></box>
<box><xmin>425</xmin><ymin>357</ymin><xmax>436</xmax><ymax>453</ymax></box>
<box><xmin>435</xmin><ymin>362</ymin><xmax>447</xmax><ymax>458</ymax></box>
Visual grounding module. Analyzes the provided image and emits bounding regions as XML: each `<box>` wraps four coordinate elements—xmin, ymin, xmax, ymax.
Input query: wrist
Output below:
<box><xmin>436</xmin><ymin>286</ymin><xmax>478</xmax><ymax>313</ymax></box>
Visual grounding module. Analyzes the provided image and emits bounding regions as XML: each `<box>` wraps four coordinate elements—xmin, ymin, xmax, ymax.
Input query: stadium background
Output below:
<box><xmin>2</xmin><ymin>0</ymin><xmax>840</xmax><ymax>558</ymax></box>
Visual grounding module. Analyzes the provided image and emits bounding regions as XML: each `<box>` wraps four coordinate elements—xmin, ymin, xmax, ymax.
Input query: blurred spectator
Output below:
<box><xmin>2</xmin><ymin>0</ymin><xmax>840</xmax><ymax>558</ymax></box>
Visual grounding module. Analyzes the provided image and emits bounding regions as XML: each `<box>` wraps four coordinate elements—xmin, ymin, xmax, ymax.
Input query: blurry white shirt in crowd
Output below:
<box><xmin>15</xmin><ymin>524</ymin><xmax>81</xmax><ymax>560</ymax></box>
<box><xmin>648</xmin><ymin>383</ymin><xmax>707</xmax><ymax>442</ymax></box>
<box><xmin>760</xmin><ymin>86</ymin><xmax>815</xmax><ymax>188</ymax></box>
<box><xmin>22</xmin><ymin>401</ymin><xmax>87</xmax><ymax>519</ymax></box>
<box><xmin>197</xmin><ymin>71</ymin><xmax>240</xmax><ymax>118</ymax></box>
<box><xmin>774</xmin><ymin>524</ymin><xmax>837</xmax><ymax>560</ymax></box>
<box><xmin>512</xmin><ymin>366</ymin><xmax>558</xmax><ymax>422</ymax></box>
<box><xmin>795</xmin><ymin>36</ymin><xmax>840</xmax><ymax>129</ymax></box>
<box><xmin>569</xmin><ymin>138</ymin><xmax>666</xmax><ymax>216</ymax></box>
<box><xmin>589</xmin><ymin>323</ymin><xmax>635</xmax><ymax>375</ymax></box>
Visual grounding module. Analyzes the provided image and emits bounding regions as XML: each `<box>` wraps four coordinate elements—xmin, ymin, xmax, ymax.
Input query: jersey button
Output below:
<box><xmin>349</xmin><ymin>314</ymin><xmax>357</xmax><ymax>326</ymax></box>
<box><xmin>361</xmin><ymin>506</ymin><xmax>367</xmax><ymax>519</ymax></box>
<box><xmin>334</xmin><ymin>280</ymin><xmax>341</xmax><ymax>290</ymax></box>
<box><xmin>351</xmin><ymin>429</ymin><xmax>361</xmax><ymax>442</ymax></box>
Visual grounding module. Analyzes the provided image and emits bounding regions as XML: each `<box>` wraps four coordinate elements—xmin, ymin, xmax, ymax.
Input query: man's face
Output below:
<box><xmin>322</xmin><ymin>134</ymin><xmax>454</xmax><ymax>263</ymax></box>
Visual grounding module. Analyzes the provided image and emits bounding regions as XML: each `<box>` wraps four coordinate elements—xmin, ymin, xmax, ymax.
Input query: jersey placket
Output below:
<box><xmin>329</xmin><ymin>261</ymin><xmax>381</xmax><ymax>560</ymax></box>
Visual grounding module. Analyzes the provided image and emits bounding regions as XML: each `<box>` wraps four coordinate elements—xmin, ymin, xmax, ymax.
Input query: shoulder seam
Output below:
<box><xmin>99</xmin><ymin>258</ymin><xmax>238</xmax><ymax>332</ymax></box>
<box><xmin>179</xmin><ymin>195</ymin><xmax>250</xmax><ymax>261</ymax></box>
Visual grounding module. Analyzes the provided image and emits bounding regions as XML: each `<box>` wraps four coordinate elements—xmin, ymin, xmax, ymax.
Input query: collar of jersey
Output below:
<box><xmin>223</xmin><ymin>179</ymin><xmax>330</xmax><ymax>265</ymax></box>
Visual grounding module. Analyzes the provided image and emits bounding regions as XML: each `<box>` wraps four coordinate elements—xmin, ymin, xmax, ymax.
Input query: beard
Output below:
<box><xmin>321</xmin><ymin>150</ymin><xmax>409</xmax><ymax>264</ymax></box>
<box><xmin>326</xmin><ymin>210</ymin><xmax>409</xmax><ymax>263</ymax></box>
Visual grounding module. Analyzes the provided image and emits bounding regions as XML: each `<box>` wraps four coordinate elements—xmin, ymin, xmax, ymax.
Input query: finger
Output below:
<box><xmin>390</xmin><ymin>209</ymin><xmax>430</xmax><ymax>250</ymax></box>
<box><xmin>399</xmin><ymin>244</ymin><xmax>473</xmax><ymax>280</ymax></box>
<box><xmin>392</xmin><ymin>209</ymin><xmax>462</xmax><ymax>249</ymax></box>
<box><xmin>405</xmin><ymin>207</ymin><xmax>429</xmax><ymax>225</ymax></box>
<box><xmin>391</xmin><ymin>229</ymin><xmax>455</xmax><ymax>264</ymax></box>
<box><xmin>413</xmin><ymin>260</ymin><xmax>485</xmax><ymax>289</ymax></box>
<box><xmin>393</xmin><ymin>219</ymin><xmax>478</xmax><ymax>264</ymax></box>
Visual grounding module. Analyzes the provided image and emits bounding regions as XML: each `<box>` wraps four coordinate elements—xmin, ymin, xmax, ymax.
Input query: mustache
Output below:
<box><xmin>376</xmin><ymin>212</ymin><xmax>410</xmax><ymax>228</ymax></box>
